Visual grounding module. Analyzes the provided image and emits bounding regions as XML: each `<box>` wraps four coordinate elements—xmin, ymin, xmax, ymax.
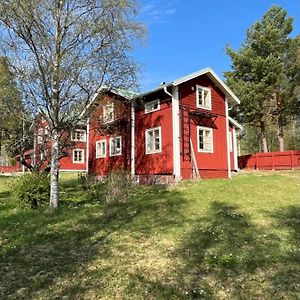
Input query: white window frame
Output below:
<box><xmin>145</xmin><ymin>99</ymin><xmax>160</xmax><ymax>114</ymax></box>
<box><xmin>145</xmin><ymin>126</ymin><xmax>162</xmax><ymax>155</ymax></box>
<box><xmin>197</xmin><ymin>126</ymin><xmax>214</xmax><ymax>153</ymax></box>
<box><xmin>71</xmin><ymin>129</ymin><xmax>86</xmax><ymax>142</ymax></box>
<box><xmin>196</xmin><ymin>85</ymin><xmax>212</xmax><ymax>110</ymax></box>
<box><xmin>103</xmin><ymin>103</ymin><xmax>115</xmax><ymax>124</ymax></box>
<box><xmin>109</xmin><ymin>136</ymin><xmax>122</xmax><ymax>157</ymax></box>
<box><xmin>37</xmin><ymin>128</ymin><xmax>44</xmax><ymax>144</ymax></box>
<box><xmin>72</xmin><ymin>149</ymin><xmax>85</xmax><ymax>163</ymax></box>
<box><xmin>96</xmin><ymin>140</ymin><xmax>107</xmax><ymax>158</ymax></box>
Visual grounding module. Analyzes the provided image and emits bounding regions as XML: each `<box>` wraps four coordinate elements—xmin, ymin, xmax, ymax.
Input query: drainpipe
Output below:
<box><xmin>86</xmin><ymin>120</ymin><xmax>90</xmax><ymax>174</ymax></box>
<box><xmin>130</xmin><ymin>100</ymin><xmax>135</xmax><ymax>177</ymax></box>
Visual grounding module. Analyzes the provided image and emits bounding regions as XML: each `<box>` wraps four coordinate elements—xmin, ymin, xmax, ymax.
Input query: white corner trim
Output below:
<box><xmin>172</xmin><ymin>86</ymin><xmax>181</xmax><ymax>180</ymax></box>
<box><xmin>131</xmin><ymin>101</ymin><xmax>135</xmax><ymax>176</ymax></box>
<box><xmin>225</xmin><ymin>98</ymin><xmax>232</xmax><ymax>178</ymax></box>
<box><xmin>233</xmin><ymin>127</ymin><xmax>238</xmax><ymax>171</ymax></box>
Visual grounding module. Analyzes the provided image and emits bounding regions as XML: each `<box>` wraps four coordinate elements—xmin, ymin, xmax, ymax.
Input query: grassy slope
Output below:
<box><xmin>0</xmin><ymin>171</ymin><xmax>300</xmax><ymax>299</ymax></box>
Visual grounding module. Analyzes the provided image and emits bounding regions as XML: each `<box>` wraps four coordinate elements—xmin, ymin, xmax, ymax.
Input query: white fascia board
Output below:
<box><xmin>172</xmin><ymin>67</ymin><xmax>240</xmax><ymax>105</ymax></box>
<box><xmin>228</xmin><ymin>116</ymin><xmax>243</xmax><ymax>130</ymax></box>
<box><xmin>80</xmin><ymin>86</ymin><xmax>136</xmax><ymax>119</ymax></box>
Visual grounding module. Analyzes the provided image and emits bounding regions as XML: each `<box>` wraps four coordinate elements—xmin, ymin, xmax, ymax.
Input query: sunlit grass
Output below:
<box><xmin>0</xmin><ymin>170</ymin><xmax>300</xmax><ymax>299</ymax></box>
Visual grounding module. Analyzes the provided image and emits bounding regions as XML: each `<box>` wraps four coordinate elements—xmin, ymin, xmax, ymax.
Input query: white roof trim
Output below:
<box><xmin>228</xmin><ymin>116</ymin><xmax>243</xmax><ymax>130</ymax></box>
<box><xmin>137</xmin><ymin>67</ymin><xmax>240</xmax><ymax>105</ymax></box>
<box><xmin>172</xmin><ymin>67</ymin><xmax>240</xmax><ymax>104</ymax></box>
<box><xmin>80</xmin><ymin>86</ymin><xmax>136</xmax><ymax>119</ymax></box>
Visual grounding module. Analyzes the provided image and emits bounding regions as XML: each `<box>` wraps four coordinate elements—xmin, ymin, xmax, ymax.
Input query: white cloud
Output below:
<box><xmin>140</xmin><ymin>1</ymin><xmax>177</xmax><ymax>25</ymax></box>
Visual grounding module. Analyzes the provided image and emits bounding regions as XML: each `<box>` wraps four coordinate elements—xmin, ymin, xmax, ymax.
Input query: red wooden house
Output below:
<box><xmin>31</xmin><ymin>116</ymin><xmax>88</xmax><ymax>172</ymax></box>
<box><xmin>86</xmin><ymin>68</ymin><xmax>242</xmax><ymax>183</ymax></box>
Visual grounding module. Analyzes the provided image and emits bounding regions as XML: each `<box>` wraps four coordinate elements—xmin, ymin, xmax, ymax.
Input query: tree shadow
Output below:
<box><xmin>128</xmin><ymin>201</ymin><xmax>282</xmax><ymax>299</ymax></box>
<box><xmin>0</xmin><ymin>183</ymin><xmax>188</xmax><ymax>299</ymax></box>
<box><xmin>268</xmin><ymin>205</ymin><xmax>300</xmax><ymax>298</ymax></box>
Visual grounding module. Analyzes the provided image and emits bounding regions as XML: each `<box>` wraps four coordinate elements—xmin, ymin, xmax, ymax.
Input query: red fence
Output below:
<box><xmin>0</xmin><ymin>162</ymin><xmax>21</xmax><ymax>173</ymax></box>
<box><xmin>238</xmin><ymin>150</ymin><xmax>300</xmax><ymax>170</ymax></box>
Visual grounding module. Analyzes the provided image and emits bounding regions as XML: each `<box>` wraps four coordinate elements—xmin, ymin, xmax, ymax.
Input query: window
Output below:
<box><xmin>196</xmin><ymin>85</ymin><xmax>211</xmax><ymax>110</ymax></box>
<box><xmin>109</xmin><ymin>136</ymin><xmax>122</xmax><ymax>156</ymax></box>
<box><xmin>145</xmin><ymin>99</ymin><xmax>160</xmax><ymax>114</ymax></box>
<box><xmin>71</xmin><ymin>129</ymin><xmax>86</xmax><ymax>142</ymax></box>
<box><xmin>103</xmin><ymin>103</ymin><xmax>114</xmax><ymax>123</ymax></box>
<box><xmin>197</xmin><ymin>126</ymin><xmax>213</xmax><ymax>153</ymax></box>
<box><xmin>96</xmin><ymin>140</ymin><xmax>106</xmax><ymax>158</ymax></box>
<box><xmin>37</xmin><ymin>128</ymin><xmax>44</xmax><ymax>144</ymax></box>
<box><xmin>73</xmin><ymin>149</ymin><xmax>85</xmax><ymax>163</ymax></box>
<box><xmin>146</xmin><ymin>127</ymin><xmax>161</xmax><ymax>154</ymax></box>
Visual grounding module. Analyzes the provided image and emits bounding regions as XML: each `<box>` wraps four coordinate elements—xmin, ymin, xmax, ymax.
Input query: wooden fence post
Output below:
<box><xmin>256</xmin><ymin>153</ymin><xmax>259</xmax><ymax>170</ymax></box>
<box><xmin>271</xmin><ymin>152</ymin><xmax>274</xmax><ymax>170</ymax></box>
<box><xmin>291</xmin><ymin>151</ymin><xmax>294</xmax><ymax>170</ymax></box>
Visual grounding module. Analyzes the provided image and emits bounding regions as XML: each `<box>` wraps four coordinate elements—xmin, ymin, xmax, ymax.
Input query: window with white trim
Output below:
<box><xmin>229</xmin><ymin>132</ymin><xmax>233</xmax><ymax>152</ymax></box>
<box><xmin>37</xmin><ymin>128</ymin><xmax>44</xmax><ymax>144</ymax></box>
<box><xmin>71</xmin><ymin>129</ymin><xmax>86</xmax><ymax>142</ymax></box>
<box><xmin>96</xmin><ymin>140</ymin><xmax>106</xmax><ymax>158</ymax></box>
<box><xmin>73</xmin><ymin>149</ymin><xmax>85</xmax><ymax>163</ymax></box>
<box><xmin>109</xmin><ymin>136</ymin><xmax>122</xmax><ymax>156</ymax></box>
<box><xmin>196</xmin><ymin>85</ymin><xmax>211</xmax><ymax>110</ymax></box>
<box><xmin>197</xmin><ymin>126</ymin><xmax>213</xmax><ymax>153</ymax></box>
<box><xmin>146</xmin><ymin>127</ymin><xmax>161</xmax><ymax>154</ymax></box>
<box><xmin>145</xmin><ymin>99</ymin><xmax>160</xmax><ymax>114</ymax></box>
<box><xmin>103</xmin><ymin>103</ymin><xmax>114</xmax><ymax>123</ymax></box>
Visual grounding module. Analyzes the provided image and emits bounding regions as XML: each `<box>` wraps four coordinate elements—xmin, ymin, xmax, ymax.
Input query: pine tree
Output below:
<box><xmin>225</xmin><ymin>6</ymin><xmax>299</xmax><ymax>152</ymax></box>
<box><xmin>0</xmin><ymin>56</ymin><xmax>28</xmax><ymax>157</ymax></box>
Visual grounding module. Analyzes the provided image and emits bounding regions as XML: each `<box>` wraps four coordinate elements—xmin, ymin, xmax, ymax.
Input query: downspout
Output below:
<box><xmin>130</xmin><ymin>100</ymin><xmax>135</xmax><ymax>177</ymax></box>
<box><xmin>86</xmin><ymin>120</ymin><xmax>90</xmax><ymax>174</ymax></box>
<box><xmin>225</xmin><ymin>98</ymin><xmax>231</xmax><ymax>178</ymax></box>
<box><xmin>164</xmin><ymin>85</ymin><xmax>181</xmax><ymax>181</ymax></box>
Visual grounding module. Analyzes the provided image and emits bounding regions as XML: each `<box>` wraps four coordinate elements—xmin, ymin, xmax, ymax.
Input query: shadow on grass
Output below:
<box><xmin>0</xmin><ymin>191</ymin><xmax>11</xmax><ymax>199</ymax></box>
<box><xmin>268</xmin><ymin>205</ymin><xmax>300</xmax><ymax>298</ymax></box>
<box><xmin>128</xmin><ymin>201</ymin><xmax>286</xmax><ymax>299</ymax></box>
<box><xmin>0</xmin><ymin>181</ymin><xmax>188</xmax><ymax>299</ymax></box>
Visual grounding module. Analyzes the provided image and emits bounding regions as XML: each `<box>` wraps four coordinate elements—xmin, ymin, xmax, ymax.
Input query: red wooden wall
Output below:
<box><xmin>135</xmin><ymin>90</ymin><xmax>173</xmax><ymax>175</ymax></box>
<box><xmin>238</xmin><ymin>151</ymin><xmax>300</xmax><ymax>170</ymax></box>
<box><xmin>179</xmin><ymin>75</ymin><xmax>229</xmax><ymax>179</ymax></box>
<box><xmin>88</xmin><ymin>93</ymin><xmax>131</xmax><ymax>175</ymax></box>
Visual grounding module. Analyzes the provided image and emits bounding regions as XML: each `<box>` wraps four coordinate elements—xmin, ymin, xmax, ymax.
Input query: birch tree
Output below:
<box><xmin>0</xmin><ymin>0</ymin><xmax>145</xmax><ymax>208</ymax></box>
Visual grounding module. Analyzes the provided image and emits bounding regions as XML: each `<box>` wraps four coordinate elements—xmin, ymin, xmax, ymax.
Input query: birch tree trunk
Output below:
<box><xmin>278</xmin><ymin>114</ymin><xmax>285</xmax><ymax>151</ymax></box>
<box><xmin>260</xmin><ymin>119</ymin><xmax>268</xmax><ymax>152</ymax></box>
<box><xmin>50</xmin><ymin>129</ymin><xmax>59</xmax><ymax>208</ymax></box>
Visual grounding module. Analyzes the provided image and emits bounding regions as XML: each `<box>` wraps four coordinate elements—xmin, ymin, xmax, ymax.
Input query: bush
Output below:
<box><xmin>105</xmin><ymin>171</ymin><xmax>132</xmax><ymax>203</ymax></box>
<box><xmin>12</xmin><ymin>172</ymin><xmax>50</xmax><ymax>208</ymax></box>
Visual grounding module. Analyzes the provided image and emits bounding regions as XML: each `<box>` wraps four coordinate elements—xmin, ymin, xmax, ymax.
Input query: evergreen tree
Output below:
<box><xmin>225</xmin><ymin>6</ymin><xmax>299</xmax><ymax>152</ymax></box>
<box><xmin>0</xmin><ymin>56</ymin><xmax>29</xmax><ymax>157</ymax></box>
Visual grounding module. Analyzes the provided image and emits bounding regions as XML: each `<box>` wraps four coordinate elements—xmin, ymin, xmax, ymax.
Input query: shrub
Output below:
<box><xmin>104</xmin><ymin>170</ymin><xmax>132</xmax><ymax>203</ymax></box>
<box><xmin>12</xmin><ymin>172</ymin><xmax>50</xmax><ymax>208</ymax></box>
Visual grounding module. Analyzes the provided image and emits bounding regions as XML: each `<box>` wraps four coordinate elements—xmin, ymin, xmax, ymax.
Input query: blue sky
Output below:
<box><xmin>134</xmin><ymin>0</ymin><xmax>300</xmax><ymax>92</ymax></box>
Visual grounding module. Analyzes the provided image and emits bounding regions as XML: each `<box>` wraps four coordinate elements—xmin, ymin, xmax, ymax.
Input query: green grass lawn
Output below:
<box><xmin>0</xmin><ymin>171</ymin><xmax>300</xmax><ymax>299</ymax></box>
